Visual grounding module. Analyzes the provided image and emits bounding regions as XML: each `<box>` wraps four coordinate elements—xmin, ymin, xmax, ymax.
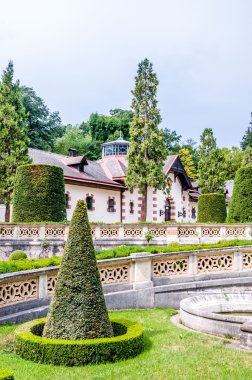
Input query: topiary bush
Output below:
<box><xmin>197</xmin><ymin>193</ymin><xmax>227</xmax><ymax>223</ymax></box>
<box><xmin>227</xmin><ymin>166</ymin><xmax>252</xmax><ymax>223</ymax></box>
<box><xmin>12</xmin><ymin>164</ymin><xmax>66</xmax><ymax>223</ymax></box>
<box><xmin>43</xmin><ymin>200</ymin><xmax>113</xmax><ymax>340</ymax></box>
<box><xmin>9</xmin><ymin>250</ymin><xmax>27</xmax><ymax>261</ymax></box>
<box><xmin>0</xmin><ymin>370</ymin><xmax>14</xmax><ymax>380</ymax></box>
<box><xmin>15</xmin><ymin>318</ymin><xmax>144</xmax><ymax>366</ymax></box>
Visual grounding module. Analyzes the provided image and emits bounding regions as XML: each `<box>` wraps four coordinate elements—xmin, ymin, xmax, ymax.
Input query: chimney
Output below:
<box><xmin>68</xmin><ymin>148</ymin><xmax>77</xmax><ymax>157</ymax></box>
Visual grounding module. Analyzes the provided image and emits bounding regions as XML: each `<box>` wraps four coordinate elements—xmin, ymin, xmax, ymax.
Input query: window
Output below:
<box><xmin>86</xmin><ymin>196</ymin><xmax>93</xmax><ymax>211</ymax></box>
<box><xmin>192</xmin><ymin>207</ymin><xmax>196</xmax><ymax>219</ymax></box>
<box><xmin>108</xmin><ymin>198</ymin><xmax>115</xmax><ymax>212</ymax></box>
<box><xmin>65</xmin><ymin>193</ymin><xmax>70</xmax><ymax>209</ymax></box>
<box><xmin>129</xmin><ymin>201</ymin><xmax>134</xmax><ymax>214</ymax></box>
<box><xmin>183</xmin><ymin>207</ymin><xmax>186</xmax><ymax>218</ymax></box>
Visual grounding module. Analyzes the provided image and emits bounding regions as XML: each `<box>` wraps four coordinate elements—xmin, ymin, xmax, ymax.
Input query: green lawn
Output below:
<box><xmin>1</xmin><ymin>309</ymin><xmax>252</xmax><ymax>380</ymax></box>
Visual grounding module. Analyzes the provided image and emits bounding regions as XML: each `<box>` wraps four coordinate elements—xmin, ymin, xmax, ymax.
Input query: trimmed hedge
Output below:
<box><xmin>12</xmin><ymin>164</ymin><xmax>66</xmax><ymax>223</ymax></box>
<box><xmin>0</xmin><ymin>370</ymin><xmax>14</xmax><ymax>380</ymax></box>
<box><xmin>0</xmin><ymin>257</ymin><xmax>61</xmax><ymax>274</ymax></box>
<box><xmin>43</xmin><ymin>200</ymin><xmax>113</xmax><ymax>340</ymax></box>
<box><xmin>197</xmin><ymin>193</ymin><xmax>227</xmax><ymax>223</ymax></box>
<box><xmin>15</xmin><ymin>318</ymin><xmax>144</xmax><ymax>366</ymax></box>
<box><xmin>227</xmin><ymin>166</ymin><xmax>252</xmax><ymax>223</ymax></box>
<box><xmin>9</xmin><ymin>250</ymin><xmax>27</xmax><ymax>261</ymax></box>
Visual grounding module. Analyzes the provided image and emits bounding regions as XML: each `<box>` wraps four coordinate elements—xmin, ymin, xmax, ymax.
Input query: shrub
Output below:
<box><xmin>0</xmin><ymin>370</ymin><xmax>14</xmax><ymax>380</ymax></box>
<box><xmin>43</xmin><ymin>200</ymin><xmax>113</xmax><ymax>340</ymax></box>
<box><xmin>12</xmin><ymin>164</ymin><xmax>66</xmax><ymax>223</ymax></box>
<box><xmin>227</xmin><ymin>166</ymin><xmax>252</xmax><ymax>223</ymax></box>
<box><xmin>0</xmin><ymin>257</ymin><xmax>61</xmax><ymax>275</ymax></box>
<box><xmin>9</xmin><ymin>250</ymin><xmax>27</xmax><ymax>261</ymax></box>
<box><xmin>197</xmin><ymin>193</ymin><xmax>227</xmax><ymax>223</ymax></box>
<box><xmin>15</xmin><ymin>318</ymin><xmax>144</xmax><ymax>366</ymax></box>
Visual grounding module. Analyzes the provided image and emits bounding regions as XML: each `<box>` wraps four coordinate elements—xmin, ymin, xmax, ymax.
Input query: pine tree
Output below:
<box><xmin>0</xmin><ymin>61</ymin><xmax>30</xmax><ymax>221</ymax></box>
<box><xmin>43</xmin><ymin>200</ymin><xmax>113</xmax><ymax>340</ymax></box>
<box><xmin>241</xmin><ymin>112</ymin><xmax>252</xmax><ymax>150</ymax></box>
<box><xmin>242</xmin><ymin>146</ymin><xmax>252</xmax><ymax>167</ymax></box>
<box><xmin>126</xmin><ymin>58</ymin><xmax>167</xmax><ymax>221</ymax></box>
<box><xmin>197</xmin><ymin>128</ymin><xmax>226</xmax><ymax>194</ymax></box>
<box><xmin>178</xmin><ymin>147</ymin><xmax>197</xmax><ymax>180</ymax></box>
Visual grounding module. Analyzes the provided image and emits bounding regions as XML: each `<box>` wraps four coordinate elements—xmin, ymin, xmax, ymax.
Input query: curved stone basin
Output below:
<box><xmin>180</xmin><ymin>294</ymin><xmax>252</xmax><ymax>347</ymax></box>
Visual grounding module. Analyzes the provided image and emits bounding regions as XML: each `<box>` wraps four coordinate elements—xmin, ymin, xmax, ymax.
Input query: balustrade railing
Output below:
<box><xmin>1</xmin><ymin>246</ymin><xmax>252</xmax><ymax>308</ymax></box>
<box><xmin>0</xmin><ymin>223</ymin><xmax>251</xmax><ymax>243</ymax></box>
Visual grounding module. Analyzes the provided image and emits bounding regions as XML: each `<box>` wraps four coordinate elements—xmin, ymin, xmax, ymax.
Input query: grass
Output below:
<box><xmin>1</xmin><ymin>240</ymin><xmax>252</xmax><ymax>274</ymax></box>
<box><xmin>1</xmin><ymin>308</ymin><xmax>252</xmax><ymax>379</ymax></box>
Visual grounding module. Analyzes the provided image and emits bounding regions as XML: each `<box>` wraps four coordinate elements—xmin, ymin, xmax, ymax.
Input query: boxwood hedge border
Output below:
<box><xmin>15</xmin><ymin>318</ymin><xmax>144</xmax><ymax>366</ymax></box>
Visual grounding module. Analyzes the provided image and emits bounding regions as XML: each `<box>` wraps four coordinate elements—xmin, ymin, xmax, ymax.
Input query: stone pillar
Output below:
<box><xmin>130</xmin><ymin>252</ymin><xmax>153</xmax><ymax>290</ymax></box>
<box><xmin>118</xmin><ymin>225</ymin><xmax>124</xmax><ymax>239</ymax></box>
<box><xmin>38</xmin><ymin>274</ymin><xmax>48</xmax><ymax>298</ymax></box>
<box><xmin>233</xmin><ymin>250</ymin><xmax>243</xmax><ymax>272</ymax></box>
<box><xmin>188</xmin><ymin>254</ymin><xmax>197</xmax><ymax>276</ymax></box>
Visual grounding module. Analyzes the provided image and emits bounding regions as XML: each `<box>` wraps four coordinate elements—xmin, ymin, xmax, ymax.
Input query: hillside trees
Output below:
<box><xmin>126</xmin><ymin>58</ymin><xmax>167</xmax><ymax>221</ymax></box>
<box><xmin>0</xmin><ymin>61</ymin><xmax>30</xmax><ymax>221</ymax></box>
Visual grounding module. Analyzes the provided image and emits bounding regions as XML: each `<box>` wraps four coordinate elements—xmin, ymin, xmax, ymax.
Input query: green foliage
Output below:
<box><xmin>9</xmin><ymin>251</ymin><xmax>27</xmax><ymax>261</ymax></box>
<box><xmin>54</xmin><ymin>125</ymin><xmax>101</xmax><ymax>160</ymax></box>
<box><xmin>198</xmin><ymin>128</ymin><xmax>226</xmax><ymax>193</ymax></box>
<box><xmin>227</xmin><ymin>166</ymin><xmax>252</xmax><ymax>223</ymax></box>
<box><xmin>241</xmin><ymin>113</ymin><xmax>252</xmax><ymax>150</ymax></box>
<box><xmin>0</xmin><ymin>257</ymin><xmax>61</xmax><ymax>274</ymax></box>
<box><xmin>20</xmin><ymin>86</ymin><xmax>64</xmax><ymax>150</ymax></box>
<box><xmin>163</xmin><ymin>128</ymin><xmax>181</xmax><ymax>153</ymax></box>
<box><xmin>144</xmin><ymin>231</ymin><xmax>154</xmax><ymax>242</ymax></box>
<box><xmin>197</xmin><ymin>194</ymin><xmax>227</xmax><ymax>223</ymax></box>
<box><xmin>126</xmin><ymin>58</ymin><xmax>167</xmax><ymax>221</ymax></box>
<box><xmin>221</xmin><ymin>146</ymin><xmax>243</xmax><ymax>180</ymax></box>
<box><xmin>43</xmin><ymin>200</ymin><xmax>113</xmax><ymax>339</ymax></box>
<box><xmin>178</xmin><ymin>147</ymin><xmax>197</xmax><ymax>180</ymax></box>
<box><xmin>242</xmin><ymin>147</ymin><xmax>252</xmax><ymax>167</ymax></box>
<box><xmin>0</xmin><ymin>370</ymin><xmax>14</xmax><ymax>380</ymax></box>
<box><xmin>12</xmin><ymin>164</ymin><xmax>66</xmax><ymax>223</ymax></box>
<box><xmin>15</xmin><ymin>317</ymin><xmax>144</xmax><ymax>366</ymax></box>
<box><xmin>0</xmin><ymin>61</ymin><xmax>30</xmax><ymax>220</ymax></box>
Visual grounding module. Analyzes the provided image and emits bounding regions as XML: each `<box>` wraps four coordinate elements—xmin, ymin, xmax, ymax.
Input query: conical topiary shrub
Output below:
<box><xmin>43</xmin><ymin>200</ymin><xmax>113</xmax><ymax>340</ymax></box>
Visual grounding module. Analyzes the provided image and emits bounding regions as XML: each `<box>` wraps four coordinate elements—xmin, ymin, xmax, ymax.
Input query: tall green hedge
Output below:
<box><xmin>43</xmin><ymin>200</ymin><xmax>113</xmax><ymax>340</ymax></box>
<box><xmin>12</xmin><ymin>164</ymin><xmax>66</xmax><ymax>222</ymax></box>
<box><xmin>197</xmin><ymin>193</ymin><xmax>227</xmax><ymax>223</ymax></box>
<box><xmin>227</xmin><ymin>166</ymin><xmax>252</xmax><ymax>223</ymax></box>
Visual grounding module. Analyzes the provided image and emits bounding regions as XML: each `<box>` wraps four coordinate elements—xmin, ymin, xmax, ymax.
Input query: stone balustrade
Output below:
<box><xmin>1</xmin><ymin>246</ymin><xmax>252</xmax><ymax>309</ymax></box>
<box><xmin>0</xmin><ymin>223</ymin><xmax>251</xmax><ymax>243</ymax></box>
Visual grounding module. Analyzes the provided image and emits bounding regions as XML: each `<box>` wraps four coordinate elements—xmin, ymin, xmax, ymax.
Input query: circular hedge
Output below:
<box><xmin>197</xmin><ymin>193</ymin><xmax>227</xmax><ymax>223</ymax></box>
<box><xmin>15</xmin><ymin>318</ymin><xmax>144</xmax><ymax>366</ymax></box>
<box><xmin>0</xmin><ymin>370</ymin><xmax>14</xmax><ymax>380</ymax></box>
<box><xmin>12</xmin><ymin>164</ymin><xmax>66</xmax><ymax>223</ymax></box>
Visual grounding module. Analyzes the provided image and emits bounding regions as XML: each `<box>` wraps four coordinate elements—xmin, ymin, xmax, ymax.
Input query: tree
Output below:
<box><xmin>241</xmin><ymin>112</ymin><xmax>252</xmax><ymax>150</ymax></box>
<box><xmin>43</xmin><ymin>200</ymin><xmax>113</xmax><ymax>340</ymax></box>
<box><xmin>242</xmin><ymin>146</ymin><xmax>252</xmax><ymax>167</ymax></box>
<box><xmin>54</xmin><ymin>125</ymin><xmax>101</xmax><ymax>160</ymax></box>
<box><xmin>82</xmin><ymin>109</ymin><xmax>133</xmax><ymax>143</ymax></box>
<box><xmin>126</xmin><ymin>58</ymin><xmax>167</xmax><ymax>221</ymax></box>
<box><xmin>20</xmin><ymin>86</ymin><xmax>64</xmax><ymax>150</ymax></box>
<box><xmin>197</xmin><ymin>128</ymin><xmax>226</xmax><ymax>194</ymax></box>
<box><xmin>221</xmin><ymin>146</ymin><xmax>243</xmax><ymax>180</ymax></box>
<box><xmin>0</xmin><ymin>61</ymin><xmax>30</xmax><ymax>221</ymax></box>
<box><xmin>178</xmin><ymin>147</ymin><xmax>197</xmax><ymax>180</ymax></box>
<box><xmin>227</xmin><ymin>166</ymin><xmax>252</xmax><ymax>223</ymax></box>
<box><xmin>163</xmin><ymin>128</ymin><xmax>181</xmax><ymax>154</ymax></box>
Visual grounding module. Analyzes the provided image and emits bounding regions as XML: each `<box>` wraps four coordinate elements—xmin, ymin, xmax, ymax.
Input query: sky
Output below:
<box><xmin>1</xmin><ymin>0</ymin><xmax>252</xmax><ymax>147</ymax></box>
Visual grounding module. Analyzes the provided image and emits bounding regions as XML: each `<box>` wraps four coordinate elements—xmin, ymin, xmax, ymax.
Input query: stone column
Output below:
<box><xmin>38</xmin><ymin>274</ymin><xmax>48</xmax><ymax>298</ymax></box>
<box><xmin>233</xmin><ymin>249</ymin><xmax>243</xmax><ymax>272</ymax></box>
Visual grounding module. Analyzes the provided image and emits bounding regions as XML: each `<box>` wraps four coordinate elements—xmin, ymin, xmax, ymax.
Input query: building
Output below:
<box><xmin>0</xmin><ymin>137</ymin><xmax>199</xmax><ymax>223</ymax></box>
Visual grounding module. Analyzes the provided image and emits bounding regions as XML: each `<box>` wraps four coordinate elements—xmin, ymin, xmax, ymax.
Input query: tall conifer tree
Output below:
<box><xmin>0</xmin><ymin>62</ymin><xmax>30</xmax><ymax>221</ymax></box>
<box><xmin>198</xmin><ymin>128</ymin><xmax>226</xmax><ymax>194</ymax></box>
<box><xmin>126</xmin><ymin>58</ymin><xmax>167</xmax><ymax>221</ymax></box>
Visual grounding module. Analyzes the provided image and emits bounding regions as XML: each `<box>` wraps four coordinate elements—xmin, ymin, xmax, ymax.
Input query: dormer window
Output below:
<box><xmin>68</xmin><ymin>148</ymin><xmax>77</xmax><ymax>157</ymax></box>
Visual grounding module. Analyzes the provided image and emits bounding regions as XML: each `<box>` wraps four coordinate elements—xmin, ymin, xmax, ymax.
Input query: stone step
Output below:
<box><xmin>0</xmin><ymin>305</ymin><xmax>49</xmax><ymax>325</ymax></box>
<box><xmin>0</xmin><ymin>297</ymin><xmax>50</xmax><ymax>317</ymax></box>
